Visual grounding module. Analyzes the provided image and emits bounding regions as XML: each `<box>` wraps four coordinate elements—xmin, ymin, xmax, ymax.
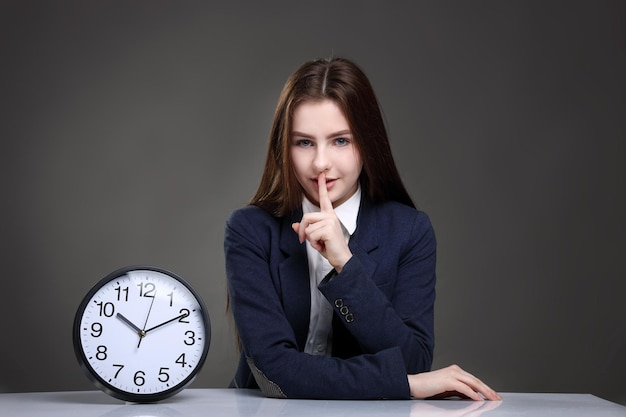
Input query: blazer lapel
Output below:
<box><xmin>278</xmin><ymin>210</ymin><xmax>310</xmax><ymax>350</ymax></box>
<box><xmin>332</xmin><ymin>199</ymin><xmax>380</xmax><ymax>358</ymax></box>
<box><xmin>348</xmin><ymin>199</ymin><xmax>379</xmax><ymax>278</ymax></box>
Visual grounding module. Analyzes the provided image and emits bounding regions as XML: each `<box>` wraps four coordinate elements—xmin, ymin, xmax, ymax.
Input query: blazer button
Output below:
<box><xmin>339</xmin><ymin>306</ymin><xmax>349</xmax><ymax>316</ymax></box>
<box><xmin>345</xmin><ymin>313</ymin><xmax>354</xmax><ymax>323</ymax></box>
<box><xmin>334</xmin><ymin>299</ymin><xmax>344</xmax><ymax>308</ymax></box>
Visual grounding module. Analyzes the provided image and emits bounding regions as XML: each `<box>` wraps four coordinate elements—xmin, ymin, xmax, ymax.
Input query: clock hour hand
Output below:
<box><xmin>116</xmin><ymin>313</ymin><xmax>145</xmax><ymax>337</ymax></box>
<box><xmin>144</xmin><ymin>311</ymin><xmax>189</xmax><ymax>334</ymax></box>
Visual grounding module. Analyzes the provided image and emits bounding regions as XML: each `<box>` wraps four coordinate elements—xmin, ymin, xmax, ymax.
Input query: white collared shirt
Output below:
<box><xmin>302</xmin><ymin>187</ymin><xmax>361</xmax><ymax>355</ymax></box>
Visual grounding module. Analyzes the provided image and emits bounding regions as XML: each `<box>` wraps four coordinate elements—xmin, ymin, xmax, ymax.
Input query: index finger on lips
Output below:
<box><xmin>317</xmin><ymin>172</ymin><xmax>333</xmax><ymax>213</ymax></box>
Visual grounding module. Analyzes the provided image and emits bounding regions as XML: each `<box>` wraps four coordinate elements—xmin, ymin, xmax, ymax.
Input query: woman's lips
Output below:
<box><xmin>313</xmin><ymin>178</ymin><xmax>337</xmax><ymax>188</ymax></box>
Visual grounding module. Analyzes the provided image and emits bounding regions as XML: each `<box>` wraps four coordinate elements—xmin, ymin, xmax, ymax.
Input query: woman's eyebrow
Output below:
<box><xmin>328</xmin><ymin>130</ymin><xmax>352</xmax><ymax>138</ymax></box>
<box><xmin>291</xmin><ymin>130</ymin><xmax>352</xmax><ymax>139</ymax></box>
<box><xmin>291</xmin><ymin>131</ymin><xmax>314</xmax><ymax>139</ymax></box>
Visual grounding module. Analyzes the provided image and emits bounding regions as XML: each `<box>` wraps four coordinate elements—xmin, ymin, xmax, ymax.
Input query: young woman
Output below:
<box><xmin>224</xmin><ymin>57</ymin><xmax>500</xmax><ymax>401</ymax></box>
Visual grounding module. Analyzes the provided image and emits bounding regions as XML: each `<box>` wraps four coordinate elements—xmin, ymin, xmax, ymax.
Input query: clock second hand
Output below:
<box><xmin>138</xmin><ymin>292</ymin><xmax>157</xmax><ymax>348</ymax></box>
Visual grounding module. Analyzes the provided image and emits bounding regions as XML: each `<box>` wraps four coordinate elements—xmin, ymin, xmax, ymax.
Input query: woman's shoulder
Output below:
<box><xmin>226</xmin><ymin>205</ymin><xmax>290</xmax><ymax>236</ymax></box>
<box><xmin>371</xmin><ymin>200</ymin><xmax>432</xmax><ymax>227</ymax></box>
<box><xmin>225</xmin><ymin>205</ymin><xmax>297</xmax><ymax>253</ymax></box>
<box><xmin>227</xmin><ymin>205</ymin><xmax>277</xmax><ymax>226</ymax></box>
<box><xmin>365</xmin><ymin>200</ymin><xmax>435</xmax><ymax>247</ymax></box>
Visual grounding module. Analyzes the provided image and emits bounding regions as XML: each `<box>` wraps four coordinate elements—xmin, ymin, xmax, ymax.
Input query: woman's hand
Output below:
<box><xmin>292</xmin><ymin>173</ymin><xmax>353</xmax><ymax>272</ymax></box>
<box><xmin>408</xmin><ymin>365</ymin><xmax>501</xmax><ymax>401</ymax></box>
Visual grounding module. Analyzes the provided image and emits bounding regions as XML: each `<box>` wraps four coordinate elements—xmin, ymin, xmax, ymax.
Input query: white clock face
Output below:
<box><xmin>75</xmin><ymin>268</ymin><xmax>209</xmax><ymax>401</ymax></box>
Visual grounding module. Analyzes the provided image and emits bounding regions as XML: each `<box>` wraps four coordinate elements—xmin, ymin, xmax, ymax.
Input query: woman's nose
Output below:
<box><xmin>313</xmin><ymin>148</ymin><xmax>331</xmax><ymax>172</ymax></box>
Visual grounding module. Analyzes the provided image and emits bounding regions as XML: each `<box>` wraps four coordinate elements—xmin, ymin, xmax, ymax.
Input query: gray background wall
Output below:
<box><xmin>1</xmin><ymin>0</ymin><xmax>625</xmax><ymax>406</ymax></box>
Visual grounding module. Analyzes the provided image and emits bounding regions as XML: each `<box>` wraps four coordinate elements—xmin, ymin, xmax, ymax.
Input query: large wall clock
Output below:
<box><xmin>73</xmin><ymin>266</ymin><xmax>210</xmax><ymax>402</ymax></box>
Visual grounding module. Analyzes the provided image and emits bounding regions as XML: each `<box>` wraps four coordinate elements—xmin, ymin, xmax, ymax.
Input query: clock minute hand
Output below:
<box><xmin>144</xmin><ymin>312</ymin><xmax>188</xmax><ymax>334</ymax></box>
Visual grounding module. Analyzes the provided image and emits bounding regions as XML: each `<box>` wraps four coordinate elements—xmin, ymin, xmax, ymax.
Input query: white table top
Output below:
<box><xmin>0</xmin><ymin>389</ymin><xmax>624</xmax><ymax>417</ymax></box>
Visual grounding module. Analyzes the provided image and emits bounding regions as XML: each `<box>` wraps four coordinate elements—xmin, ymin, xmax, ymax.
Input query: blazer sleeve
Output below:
<box><xmin>318</xmin><ymin>208</ymin><xmax>436</xmax><ymax>374</ymax></box>
<box><xmin>225</xmin><ymin>207</ymin><xmax>411</xmax><ymax>399</ymax></box>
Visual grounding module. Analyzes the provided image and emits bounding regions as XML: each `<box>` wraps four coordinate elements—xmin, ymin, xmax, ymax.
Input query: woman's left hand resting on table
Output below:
<box><xmin>409</xmin><ymin>365</ymin><xmax>502</xmax><ymax>401</ymax></box>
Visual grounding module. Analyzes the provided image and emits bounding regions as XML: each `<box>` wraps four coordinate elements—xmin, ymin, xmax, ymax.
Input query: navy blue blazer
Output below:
<box><xmin>224</xmin><ymin>197</ymin><xmax>436</xmax><ymax>399</ymax></box>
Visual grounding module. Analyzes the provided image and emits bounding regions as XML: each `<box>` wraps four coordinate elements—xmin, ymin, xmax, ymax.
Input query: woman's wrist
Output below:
<box><xmin>332</xmin><ymin>252</ymin><xmax>353</xmax><ymax>273</ymax></box>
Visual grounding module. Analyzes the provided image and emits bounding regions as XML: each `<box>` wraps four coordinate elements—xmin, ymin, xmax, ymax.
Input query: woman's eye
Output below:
<box><xmin>334</xmin><ymin>138</ymin><xmax>349</xmax><ymax>146</ymax></box>
<box><xmin>293</xmin><ymin>139</ymin><xmax>313</xmax><ymax>147</ymax></box>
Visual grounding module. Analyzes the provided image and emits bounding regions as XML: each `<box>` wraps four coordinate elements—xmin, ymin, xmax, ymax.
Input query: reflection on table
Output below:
<box><xmin>0</xmin><ymin>388</ymin><xmax>624</xmax><ymax>417</ymax></box>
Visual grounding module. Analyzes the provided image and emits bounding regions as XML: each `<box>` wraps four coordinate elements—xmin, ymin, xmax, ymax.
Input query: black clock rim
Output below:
<box><xmin>72</xmin><ymin>265</ymin><xmax>211</xmax><ymax>403</ymax></box>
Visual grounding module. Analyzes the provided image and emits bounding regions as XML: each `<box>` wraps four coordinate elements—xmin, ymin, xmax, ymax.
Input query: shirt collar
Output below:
<box><xmin>302</xmin><ymin>186</ymin><xmax>361</xmax><ymax>236</ymax></box>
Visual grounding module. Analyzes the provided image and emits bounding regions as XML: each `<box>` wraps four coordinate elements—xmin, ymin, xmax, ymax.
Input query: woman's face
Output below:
<box><xmin>290</xmin><ymin>100</ymin><xmax>363</xmax><ymax>207</ymax></box>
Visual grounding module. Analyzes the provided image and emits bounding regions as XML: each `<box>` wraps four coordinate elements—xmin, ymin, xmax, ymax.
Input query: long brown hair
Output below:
<box><xmin>250</xmin><ymin>57</ymin><xmax>415</xmax><ymax>216</ymax></box>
